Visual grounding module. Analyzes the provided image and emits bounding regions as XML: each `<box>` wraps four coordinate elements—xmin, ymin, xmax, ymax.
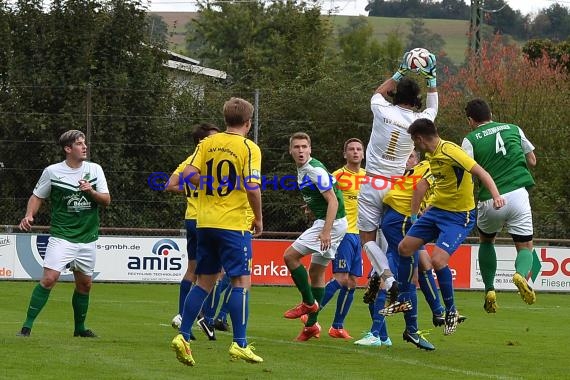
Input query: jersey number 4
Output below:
<box><xmin>495</xmin><ymin>133</ymin><xmax>506</xmax><ymax>156</ymax></box>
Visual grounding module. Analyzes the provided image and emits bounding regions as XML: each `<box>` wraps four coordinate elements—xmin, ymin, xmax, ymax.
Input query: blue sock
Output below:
<box><xmin>435</xmin><ymin>266</ymin><xmax>456</xmax><ymax>312</ymax></box>
<box><xmin>332</xmin><ymin>287</ymin><xmax>354</xmax><ymax>328</ymax></box>
<box><xmin>217</xmin><ymin>285</ymin><xmax>231</xmax><ymax>321</ymax></box>
<box><xmin>180</xmin><ymin>285</ymin><xmax>208</xmax><ymax>341</ymax></box>
<box><xmin>178</xmin><ymin>279</ymin><xmax>193</xmax><ymax>315</ymax></box>
<box><xmin>202</xmin><ymin>281</ymin><xmax>222</xmax><ymax>324</ymax></box>
<box><xmin>218</xmin><ymin>274</ymin><xmax>231</xmax><ymax>293</ymax></box>
<box><xmin>228</xmin><ymin>287</ymin><xmax>249</xmax><ymax>347</ymax></box>
<box><xmin>403</xmin><ymin>283</ymin><xmax>418</xmax><ymax>333</ymax></box>
<box><xmin>320</xmin><ymin>279</ymin><xmax>342</xmax><ymax>309</ymax></box>
<box><xmin>372</xmin><ymin>289</ymin><xmax>388</xmax><ymax>339</ymax></box>
<box><xmin>397</xmin><ymin>255</ymin><xmax>414</xmax><ymax>303</ymax></box>
<box><xmin>418</xmin><ymin>269</ymin><xmax>444</xmax><ymax>315</ymax></box>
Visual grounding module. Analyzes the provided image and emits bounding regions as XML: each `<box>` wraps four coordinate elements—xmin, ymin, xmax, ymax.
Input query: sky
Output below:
<box><xmin>148</xmin><ymin>0</ymin><xmax>569</xmax><ymax>16</ymax></box>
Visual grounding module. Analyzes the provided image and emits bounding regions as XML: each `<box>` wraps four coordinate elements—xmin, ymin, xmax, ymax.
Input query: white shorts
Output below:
<box><xmin>292</xmin><ymin>217</ymin><xmax>348</xmax><ymax>265</ymax></box>
<box><xmin>43</xmin><ymin>236</ymin><xmax>97</xmax><ymax>276</ymax></box>
<box><xmin>357</xmin><ymin>179</ymin><xmax>391</xmax><ymax>232</ymax></box>
<box><xmin>477</xmin><ymin>187</ymin><xmax>533</xmax><ymax>236</ymax></box>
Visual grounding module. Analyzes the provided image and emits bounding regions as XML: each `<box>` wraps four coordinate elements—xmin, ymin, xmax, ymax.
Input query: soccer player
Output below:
<box><xmin>17</xmin><ymin>130</ymin><xmax>110</xmax><ymax>337</ymax></box>
<box><xmin>357</xmin><ymin>50</ymin><xmax>438</xmax><ymax>308</ymax></box>
<box><xmin>356</xmin><ymin>152</ymin><xmax>439</xmax><ymax>349</ymax></box>
<box><xmin>283</xmin><ymin>132</ymin><xmax>348</xmax><ymax>341</ymax></box>
<box><xmin>171</xmin><ymin>97</ymin><xmax>263</xmax><ymax>365</ymax></box>
<box><xmin>317</xmin><ymin>138</ymin><xmax>366</xmax><ymax>339</ymax></box>
<box><xmin>166</xmin><ymin>123</ymin><xmax>220</xmax><ymax>339</ymax></box>
<box><xmin>398</xmin><ymin>118</ymin><xmax>505</xmax><ymax>336</ymax></box>
<box><xmin>461</xmin><ymin>98</ymin><xmax>537</xmax><ymax>312</ymax></box>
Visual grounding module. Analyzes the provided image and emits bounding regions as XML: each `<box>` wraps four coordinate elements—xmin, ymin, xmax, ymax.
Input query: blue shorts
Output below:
<box><xmin>185</xmin><ymin>219</ymin><xmax>197</xmax><ymax>261</ymax></box>
<box><xmin>381</xmin><ymin>206</ymin><xmax>419</xmax><ymax>275</ymax></box>
<box><xmin>407</xmin><ymin>207</ymin><xmax>476</xmax><ymax>255</ymax></box>
<box><xmin>332</xmin><ymin>233</ymin><xmax>362</xmax><ymax>277</ymax></box>
<box><xmin>195</xmin><ymin>228</ymin><xmax>252</xmax><ymax>277</ymax></box>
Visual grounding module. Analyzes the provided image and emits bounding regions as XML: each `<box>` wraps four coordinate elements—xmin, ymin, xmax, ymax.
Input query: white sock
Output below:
<box><xmin>363</xmin><ymin>241</ymin><xmax>390</xmax><ymax>274</ymax></box>
<box><xmin>383</xmin><ymin>276</ymin><xmax>395</xmax><ymax>291</ymax></box>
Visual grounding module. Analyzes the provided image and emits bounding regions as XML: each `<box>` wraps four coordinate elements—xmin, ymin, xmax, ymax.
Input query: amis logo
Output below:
<box><xmin>127</xmin><ymin>239</ymin><xmax>182</xmax><ymax>271</ymax></box>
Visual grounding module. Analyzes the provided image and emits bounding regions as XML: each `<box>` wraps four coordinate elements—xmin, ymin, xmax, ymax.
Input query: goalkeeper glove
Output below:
<box><xmin>391</xmin><ymin>51</ymin><xmax>411</xmax><ymax>82</ymax></box>
<box><xmin>419</xmin><ymin>53</ymin><xmax>437</xmax><ymax>87</ymax></box>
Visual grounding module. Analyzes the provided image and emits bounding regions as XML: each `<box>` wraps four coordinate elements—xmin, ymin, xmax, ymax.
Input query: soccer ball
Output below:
<box><xmin>406</xmin><ymin>48</ymin><xmax>431</xmax><ymax>72</ymax></box>
<box><xmin>171</xmin><ymin>313</ymin><xmax>182</xmax><ymax>329</ymax></box>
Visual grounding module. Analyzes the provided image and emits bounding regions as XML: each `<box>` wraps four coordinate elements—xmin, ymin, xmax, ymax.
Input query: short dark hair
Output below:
<box><xmin>465</xmin><ymin>98</ymin><xmax>491</xmax><ymax>123</ymax></box>
<box><xmin>191</xmin><ymin>123</ymin><xmax>220</xmax><ymax>145</ymax></box>
<box><xmin>391</xmin><ymin>77</ymin><xmax>422</xmax><ymax>109</ymax></box>
<box><xmin>59</xmin><ymin>130</ymin><xmax>85</xmax><ymax>150</ymax></box>
<box><xmin>343</xmin><ymin>138</ymin><xmax>364</xmax><ymax>152</ymax></box>
<box><xmin>408</xmin><ymin>118</ymin><xmax>438</xmax><ymax>138</ymax></box>
<box><xmin>223</xmin><ymin>97</ymin><xmax>254</xmax><ymax>127</ymax></box>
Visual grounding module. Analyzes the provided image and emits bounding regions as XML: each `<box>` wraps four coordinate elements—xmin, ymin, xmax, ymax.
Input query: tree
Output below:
<box><xmin>189</xmin><ymin>0</ymin><xmax>331</xmax><ymax>88</ymax></box>
<box><xmin>146</xmin><ymin>13</ymin><xmax>169</xmax><ymax>45</ymax></box>
<box><xmin>337</xmin><ymin>16</ymin><xmax>382</xmax><ymax>69</ymax></box>
<box><xmin>440</xmin><ymin>36</ymin><xmax>570</xmax><ymax>239</ymax></box>
<box><xmin>481</xmin><ymin>0</ymin><xmax>528</xmax><ymax>39</ymax></box>
<box><xmin>0</xmin><ymin>0</ymin><xmax>177</xmax><ymax>228</ymax></box>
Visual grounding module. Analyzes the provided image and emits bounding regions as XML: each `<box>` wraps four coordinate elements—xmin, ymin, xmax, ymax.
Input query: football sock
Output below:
<box><xmin>397</xmin><ymin>254</ymin><xmax>414</xmax><ymax>301</ymax></box>
<box><xmin>216</xmin><ymin>285</ymin><xmax>231</xmax><ymax>321</ymax></box>
<box><xmin>23</xmin><ymin>284</ymin><xmax>51</xmax><ymax>329</ymax></box>
<box><xmin>320</xmin><ymin>279</ymin><xmax>342</xmax><ymax>309</ymax></box>
<box><xmin>372</xmin><ymin>289</ymin><xmax>388</xmax><ymax>339</ymax></box>
<box><xmin>202</xmin><ymin>280</ymin><xmax>221</xmax><ymax>323</ymax></box>
<box><xmin>306</xmin><ymin>287</ymin><xmax>324</xmax><ymax>327</ymax></box>
<box><xmin>178</xmin><ymin>279</ymin><xmax>193</xmax><ymax>315</ymax></box>
<box><xmin>218</xmin><ymin>274</ymin><xmax>231</xmax><ymax>293</ymax></box>
<box><xmin>290</xmin><ymin>265</ymin><xmax>314</xmax><ymax>305</ymax></box>
<box><xmin>515</xmin><ymin>248</ymin><xmax>533</xmax><ymax>278</ymax></box>
<box><xmin>418</xmin><ymin>269</ymin><xmax>444</xmax><ymax>315</ymax></box>
<box><xmin>180</xmin><ymin>285</ymin><xmax>208</xmax><ymax>341</ymax></box>
<box><xmin>363</xmin><ymin>241</ymin><xmax>390</xmax><ymax>275</ymax></box>
<box><xmin>228</xmin><ymin>287</ymin><xmax>249</xmax><ymax>348</ymax></box>
<box><xmin>72</xmin><ymin>290</ymin><xmax>90</xmax><ymax>333</ymax></box>
<box><xmin>332</xmin><ymin>287</ymin><xmax>355</xmax><ymax>328</ymax></box>
<box><xmin>478</xmin><ymin>242</ymin><xmax>497</xmax><ymax>292</ymax></box>
<box><xmin>403</xmin><ymin>283</ymin><xmax>418</xmax><ymax>333</ymax></box>
<box><xmin>435</xmin><ymin>266</ymin><xmax>456</xmax><ymax>312</ymax></box>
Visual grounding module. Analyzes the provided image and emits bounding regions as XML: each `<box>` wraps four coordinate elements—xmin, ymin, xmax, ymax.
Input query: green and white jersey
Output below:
<box><xmin>462</xmin><ymin>121</ymin><xmax>535</xmax><ymax>201</ymax></box>
<box><xmin>33</xmin><ymin>161</ymin><xmax>109</xmax><ymax>243</ymax></box>
<box><xmin>297</xmin><ymin>158</ymin><xmax>346</xmax><ymax>220</ymax></box>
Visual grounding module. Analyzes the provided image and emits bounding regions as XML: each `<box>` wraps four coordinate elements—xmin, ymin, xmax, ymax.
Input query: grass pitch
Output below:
<box><xmin>1</xmin><ymin>281</ymin><xmax>568</xmax><ymax>379</ymax></box>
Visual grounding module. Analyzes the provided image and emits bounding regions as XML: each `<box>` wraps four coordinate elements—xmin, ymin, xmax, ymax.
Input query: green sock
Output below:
<box><xmin>306</xmin><ymin>287</ymin><xmax>324</xmax><ymax>327</ymax></box>
<box><xmin>290</xmin><ymin>266</ymin><xmax>314</xmax><ymax>305</ymax></box>
<box><xmin>478</xmin><ymin>242</ymin><xmax>497</xmax><ymax>292</ymax></box>
<box><xmin>72</xmin><ymin>291</ymin><xmax>90</xmax><ymax>333</ymax></box>
<box><xmin>515</xmin><ymin>248</ymin><xmax>533</xmax><ymax>278</ymax></box>
<box><xmin>23</xmin><ymin>284</ymin><xmax>51</xmax><ymax>329</ymax></box>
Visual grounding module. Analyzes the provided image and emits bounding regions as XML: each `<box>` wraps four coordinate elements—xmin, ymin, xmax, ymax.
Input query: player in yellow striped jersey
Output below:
<box><xmin>166</xmin><ymin>123</ymin><xmax>220</xmax><ymax>338</ymax></box>
<box><xmin>397</xmin><ymin>118</ymin><xmax>504</xmax><ymax>336</ymax></box>
<box><xmin>171</xmin><ymin>97</ymin><xmax>263</xmax><ymax>365</ymax></box>
<box><xmin>380</xmin><ymin>153</ymin><xmax>437</xmax><ymax>349</ymax></box>
<box><xmin>314</xmin><ymin>138</ymin><xmax>366</xmax><ymax>340</ymax></box>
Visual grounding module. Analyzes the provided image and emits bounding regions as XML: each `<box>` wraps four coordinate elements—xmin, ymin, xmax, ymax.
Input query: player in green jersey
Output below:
<box><xmin>17</xmin><ymin>130</ymin><xmax>111</xmax><ymax>337</ymax></box>
<box><xmin>283</xmin><ymin>132</ymin><xmax>348</xmax><ymax>341</ymax></box>
<box><xmin>462</xmin><ymin>98</ymin><xmax>537</xmax><ymax>313</ymax></box>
